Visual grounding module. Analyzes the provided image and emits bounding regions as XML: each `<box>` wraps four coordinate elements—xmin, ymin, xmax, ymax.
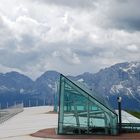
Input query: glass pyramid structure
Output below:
<box><xmin>58</xmin><ymin>74</ymin><xmax>118</xmax><ymax>135</ymax></box>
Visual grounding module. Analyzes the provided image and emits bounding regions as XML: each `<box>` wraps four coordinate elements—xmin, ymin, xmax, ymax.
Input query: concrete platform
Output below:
<box><xmin>0</xmin><ymin>106</ymin><xmax>140</xmax><ymax>140</ymax></box>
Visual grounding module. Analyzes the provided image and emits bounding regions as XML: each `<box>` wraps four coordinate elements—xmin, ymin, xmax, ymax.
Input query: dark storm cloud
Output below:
<box><xmin>113</xmin><ymin>18</ymin><xmax>140</xmax><ymax>31</ymax></box>
<box><xmin>106</xmin><ymin>0</ymin><xmax>140</xmax><ymax>31</ymax></box>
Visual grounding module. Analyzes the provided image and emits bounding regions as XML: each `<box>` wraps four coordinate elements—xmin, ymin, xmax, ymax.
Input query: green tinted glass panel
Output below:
<box><xmin>58</xmin><ymin>74</ymin><xmax>118</xmax><ymax>135</ymax></box>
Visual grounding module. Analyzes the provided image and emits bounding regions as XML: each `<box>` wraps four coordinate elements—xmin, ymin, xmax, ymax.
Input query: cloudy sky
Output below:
<box><xmin>0</xmin><ymin>0</ymin><xmax>140</xmax><ymax>79</ymax></box>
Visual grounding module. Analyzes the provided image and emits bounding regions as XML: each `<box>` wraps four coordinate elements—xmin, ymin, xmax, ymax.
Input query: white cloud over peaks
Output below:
<box><xmin>126</xmin><ymin>44</ymin><xmax>139</xmax><ymax>52</ymax></box>
<box><xmin>0</xmin><ymin>0</ymin><xmax>140</xmax><ymax>79</ymax></box>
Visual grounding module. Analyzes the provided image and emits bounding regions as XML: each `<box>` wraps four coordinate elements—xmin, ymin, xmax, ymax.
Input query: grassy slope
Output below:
<box><xmin>127</xmin><ymin>111</ymin><xmax>140</xmax><ymax>119</ymax></box>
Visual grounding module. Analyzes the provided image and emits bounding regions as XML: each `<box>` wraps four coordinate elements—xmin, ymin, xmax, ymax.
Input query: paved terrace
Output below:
<box><xmin>0</xmin><ymin>106</ymin><xmax>140</xmax><ymax>140</ymax></box>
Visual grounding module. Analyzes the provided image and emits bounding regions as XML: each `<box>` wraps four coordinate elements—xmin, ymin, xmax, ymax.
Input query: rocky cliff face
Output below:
<box><xmin>72</xmin><ymin>62</ymin><xmax>140</xmax><ymax>110</ymax></box>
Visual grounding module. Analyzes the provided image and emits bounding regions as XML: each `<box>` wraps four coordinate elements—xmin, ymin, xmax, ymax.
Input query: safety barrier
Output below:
<box><xmin>0</xmin><ymin>103</ymin><xmax>24</xmax><ymax>124</ymax></box>
<box><xmin>121</xmin><ymin>123</ymin><xmax>140</xmax><ymax>133</ymax></box>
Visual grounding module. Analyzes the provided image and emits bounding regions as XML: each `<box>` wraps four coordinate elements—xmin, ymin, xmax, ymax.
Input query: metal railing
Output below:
<box><xmin>121</xmin><ymin>123</ymin><xmax>140</xmax><ymax>133</ymax></box>
<box><xmin>0</xmin><ymin>99</ymin><xmax>52</xmax><ymax>109</ymax></box>
<box><xmin>0</xmin><ymin>103</ymin><xmax>24</xmax><ymax>124</ymax></box>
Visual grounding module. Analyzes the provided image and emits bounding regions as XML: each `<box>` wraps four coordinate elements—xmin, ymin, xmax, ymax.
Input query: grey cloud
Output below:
<box><xmin>0</xmin><ymin>0</ymin><xmax>140</xmax><ymax>79</ymax></box>
<box><xmin>0</xmin><ymin>49</ymin><xmax>39</xmax><ymax>69</ymax></box>
<box><xmin>0</xmin><ymin>16</ymin><xmax>4</xmax><ymax>28</ymax></box>
<box><xmin>0</xmin><ymin>16</ymin><xmax>12</xmax><ymax>43</ymax></box>
<box><xmin>74</xmin><ymin>46</ymin><xmax>106</xmax><ymax>57</ymax></box>
<box><xmin>18</xmin><ymin>34</ymin><xmax>41</xmax><ymax>49</ymax></box>
<box><xmin>112</xmin><ymin>18</ymin><xmax>140</xmax><ymax>31</ymax></box>
<box><xmin>74</xmin><ymin>36</ymin><xmax>118</xmax><ymax>57</ymax></box>
<box><xmin>34</xmin><ymin>0</ymin><xmax>97</xmax><ymax>9</ymax></box>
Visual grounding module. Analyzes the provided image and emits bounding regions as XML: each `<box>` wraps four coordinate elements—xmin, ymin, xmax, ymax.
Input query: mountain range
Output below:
<box><xmin>0</xmin><ymin>61</ymin><xmax>140</xmax><ymax>111</ymax></box>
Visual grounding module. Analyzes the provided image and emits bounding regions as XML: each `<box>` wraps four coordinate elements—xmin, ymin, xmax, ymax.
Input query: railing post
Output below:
<box><xmin>117</xmin><ymin>97</ymin><xmax>122</xmax><ymax>133</ymax></box>
<box><xmin>36</xmin><ymin>100</ymin><xmax>38</xmax><ymax>106</ymax></box>
<box><xmin>29</xmin><ymin>100</ymin><xmax>31</xmax><ymax>107</ymax></box>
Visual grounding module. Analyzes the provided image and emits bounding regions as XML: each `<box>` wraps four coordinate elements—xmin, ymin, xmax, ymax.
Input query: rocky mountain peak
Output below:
<box><xmin>0</xmin><ymin>62</ymin><xmax>140</xmax><ymax>110</ymax></box>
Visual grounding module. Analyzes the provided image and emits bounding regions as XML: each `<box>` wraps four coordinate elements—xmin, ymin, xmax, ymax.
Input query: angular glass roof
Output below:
<box><xmin>58</xmin><ymin>74</ymin><xmax>118</xmax><ymax>135</ymax></box>
<box><xmin>63</xmin><ymin>74</ymin><xmax>117</xmax><ymax>115</ymax></box>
